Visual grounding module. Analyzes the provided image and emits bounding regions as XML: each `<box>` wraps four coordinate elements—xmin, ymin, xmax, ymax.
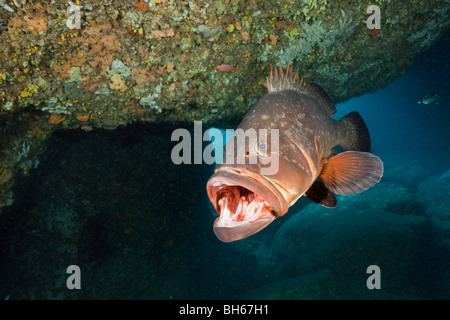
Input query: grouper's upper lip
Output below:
<box><xmin>206</xmin><ymin>167</ymin><xmax>289</xmax><ymax>216</ymax></box>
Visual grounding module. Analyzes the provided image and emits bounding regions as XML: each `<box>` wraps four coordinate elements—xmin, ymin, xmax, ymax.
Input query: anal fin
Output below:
<box><xmin>305</xmin><ymin>180</ymin><xmax>337</xmax><ymax>208</ymax></box>
<box><xmin>319</xmin><ymin>151</ymin><xmax>383</xmax><ymax>196</ymax></box>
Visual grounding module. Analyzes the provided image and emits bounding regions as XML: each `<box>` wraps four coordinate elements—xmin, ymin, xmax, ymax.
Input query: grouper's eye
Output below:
<box><xmin>259</xmin><ymin>143</ymin><xmax>267</xmax><ymax>151</ymax></box>
<box><xmin>258</xmin><ymin>143</ymin><xmax>268</xmax><ymax>156</ymax></box>
<box><xmin>244</xmin><ymin>151</ymin><xmax>249</xmax><ymax>160</ymax></box>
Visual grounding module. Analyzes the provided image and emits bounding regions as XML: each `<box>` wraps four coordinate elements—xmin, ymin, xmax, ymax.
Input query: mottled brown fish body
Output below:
<box><xmin>207</xmin><ymin>62</ymin><xmax>383</xmax><ymax>242</ymax></box>
<box><xmin>231</xmin><ymin>90</ymin><xmax>346</xmax><ymax>206</ymax></box>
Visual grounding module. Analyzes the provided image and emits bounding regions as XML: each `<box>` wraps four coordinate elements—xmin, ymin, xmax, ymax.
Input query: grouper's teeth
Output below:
<box><xmin>256</xmin><ymin>203</ymin><xmax>263</xmax><ymax>217</ymax></box>
<box><xmin>218</xmin><ymin>197</ymin><xmax>228</xmax><ymax>215</ymax></box>
<box><xmin>236</xmin><ymin>202</ymin><xmax>242</xmax><ymax>216</ymax></box>
<box><xmin>212</xmin><ymin>181</ymin><xmax>236</xmax><ymax>187</ymax></box>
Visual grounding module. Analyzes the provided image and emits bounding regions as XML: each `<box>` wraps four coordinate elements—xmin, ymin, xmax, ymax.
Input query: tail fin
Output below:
<box><xmin>339</xmin><ymin>111</ymin><xmax>371</xmax><ymax>152</ymax></box>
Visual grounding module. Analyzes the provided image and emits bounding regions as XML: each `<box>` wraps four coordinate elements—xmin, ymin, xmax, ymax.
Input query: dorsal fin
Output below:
<box><xmin>305</xmin><ymin>83</ymin><xmax>336</xmax><ymax>117</ymax></box>
<box><xmin>266</xmin><ymin>62</ymin><xmax>306</xmax><ymax>93</ymax></box>
<box><xmin>266</xmin><ymin>62</ymin><xmax>336</xmax><ymax>118</ymax></box>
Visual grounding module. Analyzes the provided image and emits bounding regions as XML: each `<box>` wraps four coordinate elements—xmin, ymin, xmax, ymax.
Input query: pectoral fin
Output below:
<box><xmin>319</xmin><ymin>151</ymin><xmax>383</xmax><ymax>196</ymax></box>
<box><xmin>305</xmin><ymin>180</ymin><xmax>337</xmax><ymax>208</ymax></box>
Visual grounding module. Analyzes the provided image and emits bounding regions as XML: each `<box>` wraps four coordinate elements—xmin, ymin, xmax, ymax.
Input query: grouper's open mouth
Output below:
<box><xmin>206</xmin><ymin>169</ymin><xmax>288</xmax><ymax>242</ymax></box>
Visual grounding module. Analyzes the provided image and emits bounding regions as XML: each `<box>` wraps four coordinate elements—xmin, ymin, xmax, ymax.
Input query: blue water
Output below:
<box><xmin>0</xmin><ymin>32</ymin><xmax>449</xmax><ymax>300</ymax></box>
<box><xmin>336</xmin><ymin>32</ymin><xmax>450</xmax><ymax>160</ymax></box>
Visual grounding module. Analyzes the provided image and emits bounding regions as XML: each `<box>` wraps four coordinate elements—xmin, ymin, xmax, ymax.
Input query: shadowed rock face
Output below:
<box><xmin>0</xmin><ymin>0</ymin><xmax>449</xmax><ymax>208</ymax></box>
<box><xmin>269</xmin><ymin>182</ymin><xmax>434</xmax><ymax>298</ymax></box>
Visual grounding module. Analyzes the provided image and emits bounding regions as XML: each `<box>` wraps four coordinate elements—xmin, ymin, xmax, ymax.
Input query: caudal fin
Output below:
<box><xmin>339</xmin><ymin>111</ymin><xmax>371</xmax><ymax>152</ymax></box>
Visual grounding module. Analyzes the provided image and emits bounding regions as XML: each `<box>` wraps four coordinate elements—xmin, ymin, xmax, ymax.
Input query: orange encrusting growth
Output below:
<box><xmin>76</xmin><ymin>115</ymin><xmax>90</xmax><ymax>122</ymax></box>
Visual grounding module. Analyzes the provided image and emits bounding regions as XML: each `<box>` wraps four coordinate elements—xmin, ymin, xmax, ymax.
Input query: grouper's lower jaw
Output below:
<box><xmin>206</xmin><ymin>169</ymin><xmax>288</xmax><ymax>242</ymax></box>
<box><xmin>213</xmin><ymin>214</ymin><xmax>276</xmax><ymax>243</ymax></box>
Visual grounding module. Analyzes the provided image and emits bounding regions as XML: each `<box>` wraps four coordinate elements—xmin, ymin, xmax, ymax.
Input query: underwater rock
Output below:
<box><xmin>438</xmin><ymin>170</ymin><xmax>450</xmax><ymax>186</ymax></box>
<box><xmin>243</xmin><ymin>269</ymin><xmax>426</xmax><ymax>300</ymax></box>
<box><xmin>1</xmin><ymin>126</ymin><xmax>209</xmax><ymax>299</ymax></box>
<box><xmin>109</xmin><ymin>59</ymin><xmax>132</xmax><ymax>78</ymax></box>
<box><xmin>270</xmin><ymin>182</ymin><xmax>431</xmax><ymax>296</ymax></box>
<box><xmin>244</xmin><ymin>270</ymin><xmax>337</xmax><ymax>300</ymax></box>
<box><xmin>418</xmin><ymin>170</ymin><xmax>450</xmax><ymax>244</ymax></box>
<box><xmin>381</xmin><ymin>156</ymin><xmax>438</xmax><ymax>188</ymax></box>
<box><xmin>0</xmin><ymin>1</ymin><xmax>448</xmax><ymax>125</ymax></box>
<box><xmin>196</xmin><ymin>25</ymin><xmax>222</xmax><ymax>38</ymax></box>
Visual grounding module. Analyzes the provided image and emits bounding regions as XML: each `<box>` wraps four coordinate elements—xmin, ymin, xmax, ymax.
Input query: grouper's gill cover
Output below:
<box><xmin>206</xmin><ymin>62</ymin><xmax>384</xmax><ymax>242</ymax></box>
